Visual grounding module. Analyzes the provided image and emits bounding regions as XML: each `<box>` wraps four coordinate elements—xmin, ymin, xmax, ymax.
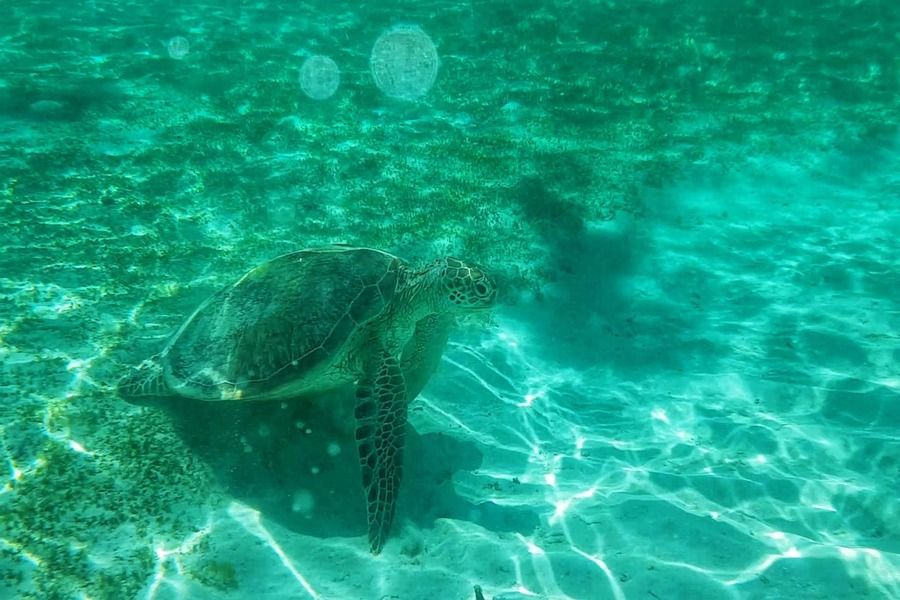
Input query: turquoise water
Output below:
<box><xmin>1</xmin><ymin>0</ymin><xmax>899</xmax><ymax>598</ymax></box>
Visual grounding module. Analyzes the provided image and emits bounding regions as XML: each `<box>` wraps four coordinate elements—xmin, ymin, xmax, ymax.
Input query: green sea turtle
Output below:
<box><xmin>118</xmin><ymin>245</ymin><xmax>497</xmax><ymax>553</ymax></box>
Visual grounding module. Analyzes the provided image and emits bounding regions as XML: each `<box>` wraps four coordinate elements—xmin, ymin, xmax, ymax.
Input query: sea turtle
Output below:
<box><xmin>118</xmin><ymin>245</ymin><xmax>497</xmax><ymax>553</ymax></box>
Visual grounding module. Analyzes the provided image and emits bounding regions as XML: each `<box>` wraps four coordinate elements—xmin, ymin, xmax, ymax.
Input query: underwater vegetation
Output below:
<box><xmin>0</xmin><ymin>0</ymin><xmax>898</xmax><ymax>597</ymax></box>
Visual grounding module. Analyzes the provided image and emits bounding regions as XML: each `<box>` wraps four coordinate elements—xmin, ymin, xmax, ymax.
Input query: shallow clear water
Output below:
<box><xmin>1</xmin><ymin>1</ymin><xmax>898</xmax><ymax>599</ymax></box>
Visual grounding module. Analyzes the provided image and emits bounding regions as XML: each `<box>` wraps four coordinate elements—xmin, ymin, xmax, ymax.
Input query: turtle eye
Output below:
<box><xmin>474</xmin><ymin>282</ymin><xmax>489</xmax><ymax>296</ymax></box>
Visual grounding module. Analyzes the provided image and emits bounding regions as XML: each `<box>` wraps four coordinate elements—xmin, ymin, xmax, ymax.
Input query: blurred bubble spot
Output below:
<box><xmin>370</xmin><ymin>25</ymin><xmax>438</xmax><ymax>101</ymax></box>
<box><xmin>292</xmin><ymin>489</ymin><xmax>315</xmax><ymax>514</ymax></box>
<box><xmin>299</xmin><ymin>55</ymin><xmax>341</xmax><ymax>100</ymax></box>
<box><xmin>167</xmin><ymin>36</ymin><xmax>190</xmax><ymax>60</ymax></box>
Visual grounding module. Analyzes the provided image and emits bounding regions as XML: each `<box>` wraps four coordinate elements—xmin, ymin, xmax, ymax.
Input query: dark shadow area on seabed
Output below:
<box><xmin>142</xmin><ymin>386</ymin><xmax>540</xmax><ymax>543</ymax></box>
<box><xmin>505</xmin><ymin>175</ymin><xmax>712</xmax><ymax>376</ymax></box>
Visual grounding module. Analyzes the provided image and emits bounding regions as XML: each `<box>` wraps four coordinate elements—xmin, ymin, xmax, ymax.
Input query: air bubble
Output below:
<box><xmin>370</xmin><ymin>25</ymin><xmax>438</xmax><ymax>101</ymax></box>
<box><xmin>299</xmin><ymin>55</ymin><xmax>341</xmax><ymax>100</ymax></box>
<box><xmin>167</xmin><ymin>36</ymin><xmax>190</xmax><ymax>60</ymax></box>
<box><xmin>291</xmin><ymin>489</ymin><xmax>315</xmax><ymax>513</ymax></box>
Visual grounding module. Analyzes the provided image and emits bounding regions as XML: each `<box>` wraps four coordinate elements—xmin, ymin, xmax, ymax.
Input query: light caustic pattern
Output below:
<box><xmin>2</xmin><ymin>167</ymin><xmax>897</xmax><ymax>597</ymax></box>
<box><xmin>82</xmin><ymin>501</ymin><xmax>325</xmax><ymax>600</ymax></box>
<box><xmin>407</xmin><ymin>171</ymin><xmax>900</xmax><ymax>599</ymax></box>
<box><xmin>415</xmin><ymin>317</ymin><xmax>900</xmax><ymax>600</ymax></box>
<box><xmin>0</xmin><ymin>280</ymin><xmax>207</xmax><ymax>598</ymax></box>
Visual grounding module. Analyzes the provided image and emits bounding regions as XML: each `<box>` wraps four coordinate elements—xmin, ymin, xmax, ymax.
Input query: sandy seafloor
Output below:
<box><xmin>1</xmin><ymin>0</ymin><xmax>900</xmax><ymax>599</ymax></box>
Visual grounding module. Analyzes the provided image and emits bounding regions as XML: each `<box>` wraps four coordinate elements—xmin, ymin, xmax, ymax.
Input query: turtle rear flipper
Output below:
<box><xmin>117</xmin><ymin>358</ymin><xmax>171</xmax><ymax>400</ymax></box>
<box><xmin>354</xmin><ymin>351</ymin><xmax>408</xmax><ymax>554</ymax></box>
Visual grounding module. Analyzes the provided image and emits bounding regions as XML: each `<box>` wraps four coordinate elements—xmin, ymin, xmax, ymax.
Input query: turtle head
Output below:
<box><xmin>431</xmin><ymin>257</ymin><xmax>497</xmax><ymax>312</ymax></box>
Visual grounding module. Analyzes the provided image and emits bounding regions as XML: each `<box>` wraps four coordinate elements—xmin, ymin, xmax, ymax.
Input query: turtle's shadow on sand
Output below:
<box><xmin>155</xmin><ymin>392</ymin><xmax>539</xmax><ymax>543</ymax></box>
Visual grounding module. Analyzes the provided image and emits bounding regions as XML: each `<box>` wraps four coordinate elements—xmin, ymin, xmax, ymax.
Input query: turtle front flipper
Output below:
<box><xmin>117</xmin><ymin>357</ymin><xmax>171</xmax><ymax>400</ymax></box>
<box><xmin>400</xmin><ymin>313</ymin><xmax>453</xmax><ymax>401</ymax></box>
<box><xmin>354</xmin><ymin>351</ymin><xmax>408</xmax><ymax>554</ymax></box>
